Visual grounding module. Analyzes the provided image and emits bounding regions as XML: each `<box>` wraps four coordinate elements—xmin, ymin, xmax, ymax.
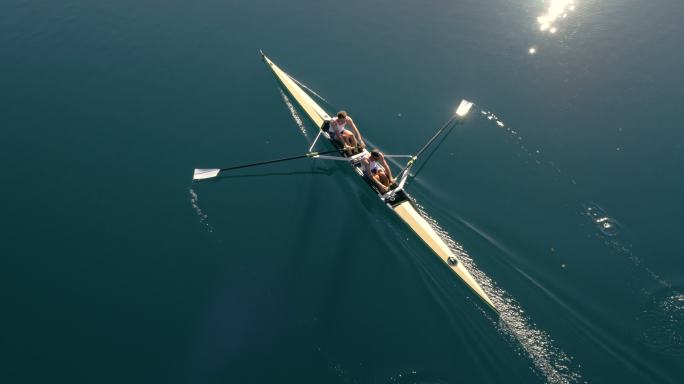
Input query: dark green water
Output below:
<box><xmin>2</xmin><ymin>1</ymin><xmax>683</xmax><ymax>383</ymax></box>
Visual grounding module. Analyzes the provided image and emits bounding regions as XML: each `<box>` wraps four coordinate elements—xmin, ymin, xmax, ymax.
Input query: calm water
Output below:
<box><xmin>2</xmin><ymin>1</ymin><xmax>683</xmax><ymax>383</ymax></box>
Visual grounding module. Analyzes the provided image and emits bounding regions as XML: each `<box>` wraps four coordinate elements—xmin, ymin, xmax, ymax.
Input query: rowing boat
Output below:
<box><xmin>258</xmin><ymin>52</ymin><xmax>497</xmax><ymax>313</ymax></box>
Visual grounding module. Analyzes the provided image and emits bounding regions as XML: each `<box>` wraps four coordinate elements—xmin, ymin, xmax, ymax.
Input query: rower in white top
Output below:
<box><xmin>329</xmin><ymin>110</ymin><xmax>366</xmax><ymax>155</ymax></box>
<box><xmin>362</xmin><ymin>149</ymin><xmax>395</xmax><ymax>193</ymax></box>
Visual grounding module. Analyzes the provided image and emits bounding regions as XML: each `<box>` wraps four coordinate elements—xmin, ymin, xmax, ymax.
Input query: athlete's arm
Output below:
<box><xmin>379</xmin><ymin>155</ymin><xmax>394</xmax><ymax>181</ymax></box>
<box><xmin>347</xmin><ymin>117</ymin><xmax>365</xmax><ymax>147</ymax></box>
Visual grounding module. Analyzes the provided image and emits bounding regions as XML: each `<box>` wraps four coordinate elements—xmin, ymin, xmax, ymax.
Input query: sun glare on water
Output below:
<box><xmin>528</xmin><ymin>1</ymin><xmax>577</xmax><ymax>54</ymax></box>
<box><xmin>537</xmin><ymin>0</ymin><xmax>575</xmax><ymax>33</ymax></box>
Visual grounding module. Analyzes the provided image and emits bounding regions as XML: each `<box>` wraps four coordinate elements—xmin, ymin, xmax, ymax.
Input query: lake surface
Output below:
<box><xmin>2</xmin><ymin>1</ymin><xmax>683</xmax><ymax>383</ymax></box>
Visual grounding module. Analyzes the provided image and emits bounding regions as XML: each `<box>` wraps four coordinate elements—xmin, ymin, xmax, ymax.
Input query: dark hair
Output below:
<box><xmin>337</xmin><ymin>111</ymin><xmax>347</xmax><ymax>119</ymax></box>
<box><xmin>370</xmin><ymin>149</ymin><xmax>381</xmax><ymax>158</ymax></box>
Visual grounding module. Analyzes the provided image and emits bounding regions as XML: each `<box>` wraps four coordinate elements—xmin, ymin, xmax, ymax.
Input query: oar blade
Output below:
<box><xmin>456</xmin><ymin>99</ymin><xmax>474</xmax><ymax>117</ymax></box>
<box><xmin>193</xmin><ymin>168</ymin><xmax>221</xmax><ymax>180</ymax></box>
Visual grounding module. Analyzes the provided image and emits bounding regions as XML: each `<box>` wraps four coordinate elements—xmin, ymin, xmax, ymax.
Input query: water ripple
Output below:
<box><xmin>637</xmin><ymin>288</ymin><xmax>684</xmax><ymax>360</ymax></box>
<box><xmin>583</xmin><ymin>203</ymin><xmax>621</xmax><ymax>236</ymax></box>
<box><xmin>582</xmin><ymin>202</ymin><xmax>670</xmax><ymax>288</ymax></box>
<box><xmin>189</xmin><ymin>188</ymin><xmax>214</xmax><ymax>233</ymax></box>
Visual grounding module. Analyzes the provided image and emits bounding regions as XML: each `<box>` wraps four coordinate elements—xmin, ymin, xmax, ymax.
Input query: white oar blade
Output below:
<box><xmin>193</xmin><ymin>168</ymin><xmax>221</xmax><ymax>180</ymax></box>
<box><xmin>456</xmin><ymin>99</ymin><xmax>474</xmax><ymax>117</ymax></box>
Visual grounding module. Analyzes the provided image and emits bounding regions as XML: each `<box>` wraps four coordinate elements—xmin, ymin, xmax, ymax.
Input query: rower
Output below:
<box><xmin>329</xmin><ymin>111</ymin><xmax>366</xmax><ymax>154</ymax></box>
<box><xmin>363</xmin><ymin>149</ymin><xmax>395</xmax><ymax>193</ymax></box>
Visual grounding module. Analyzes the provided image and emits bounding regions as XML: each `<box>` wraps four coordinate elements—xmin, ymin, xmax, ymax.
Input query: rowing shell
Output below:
<box><xmin>261</xmin><ymin>52</ymin><xmax>497</xmax><ymax>313</ymax></box>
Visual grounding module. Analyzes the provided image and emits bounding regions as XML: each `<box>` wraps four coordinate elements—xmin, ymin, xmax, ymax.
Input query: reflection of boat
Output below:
<box><xmin>261</xmin><ymin>52</ymin><xmax>497</xmax><ymax>313</ymax></box>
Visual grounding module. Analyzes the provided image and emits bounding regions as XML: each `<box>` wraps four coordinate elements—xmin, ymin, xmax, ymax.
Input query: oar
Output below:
<box><xmin>393</xmin><ymin>99</ymin><xmax>474</xmax><ymax>189</ymax></box>
<box><xmin>193</xmin><ymin>149</ymin><xmax>343</xmax><ymax>180</ymax></box>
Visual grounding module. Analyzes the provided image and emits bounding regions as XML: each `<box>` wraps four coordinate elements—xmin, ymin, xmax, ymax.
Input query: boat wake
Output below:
<box><xmin>189</xmin><ymin>188</ymin><xmax>214</xmax><ymax>233</ymax></box>
<box><xmin>412</xmin><ymin>202</ymin><xmax>583</xmax><ymax>384</ymax></box>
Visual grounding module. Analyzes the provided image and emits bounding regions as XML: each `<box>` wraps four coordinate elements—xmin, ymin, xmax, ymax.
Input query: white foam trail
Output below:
<box><xmin>189</xmin><ymin>188</ymin><xmax>214</xmax><ymax>233</ymax></box>
<box><xmin>411</xmin><ymin>201</ymin><xmax>583</xmax><ymax>384</ymax></box>
<box><xmin>278</xmin><ymin>89</ymin><xmax>310</xmax><ymax>142</ymax></box>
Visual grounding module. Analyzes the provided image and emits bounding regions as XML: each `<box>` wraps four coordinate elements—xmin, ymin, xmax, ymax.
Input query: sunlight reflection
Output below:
<box><xmin>537</xmin><ymin>0</ymin><xmax>575</xmax><ymax>33</ymax></box>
